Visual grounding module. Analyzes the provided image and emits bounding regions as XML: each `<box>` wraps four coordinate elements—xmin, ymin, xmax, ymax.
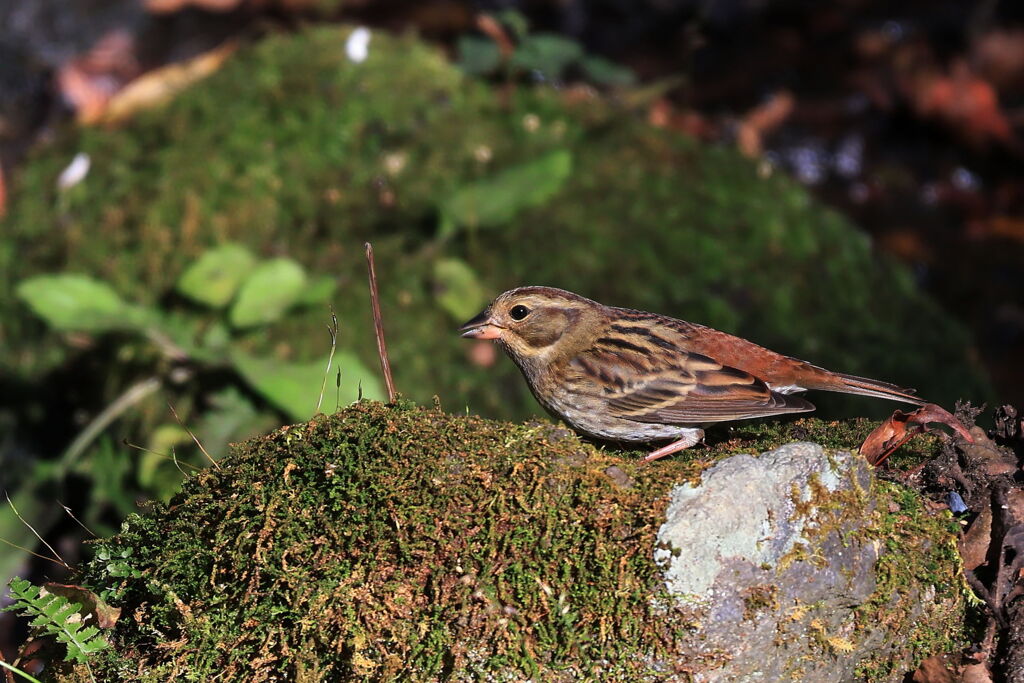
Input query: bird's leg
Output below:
<box><xmin>643</xmin><ymin>429</ymin><xmax>705</xmax><ymax>462</ymax></box>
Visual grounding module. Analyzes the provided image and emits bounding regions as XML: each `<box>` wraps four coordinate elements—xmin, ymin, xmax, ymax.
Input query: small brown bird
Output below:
<box><xmin>459</xmin><ymin>286</ymin><xmax>927</xmax><ymax>462</ymax></box>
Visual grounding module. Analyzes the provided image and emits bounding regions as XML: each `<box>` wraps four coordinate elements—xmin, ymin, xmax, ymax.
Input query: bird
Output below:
<box><xmin>459</xmin><ymin>286</ymin><xmax>928</xmax><ymax>462</ymax></box>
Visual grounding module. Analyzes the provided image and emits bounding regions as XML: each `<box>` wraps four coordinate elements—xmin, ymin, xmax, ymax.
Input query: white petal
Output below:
<box><xmin>57</xmin><ymin>152</ymin><xmax>91</xmax><ymax>191</ymax></box>
<box><xmin>346</xmin><ymin>27</ymin><xmax>371</xmax><ymax>64</ymax></box>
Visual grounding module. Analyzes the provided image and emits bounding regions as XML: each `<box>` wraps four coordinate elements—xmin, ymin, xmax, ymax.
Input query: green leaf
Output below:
<box><xmin>229</xmin><ymin>258</ymin><xmax>307</xmax><ymax>328</ymax></box>
<box><xmin>4</xmin><ymin>578</ymin><xmax>108</xmax><ymax>664</ymax></box>
<box><xmin>510</xmin><ymin>34</ymin><xmax>583</xmax><ymax>78</ymax></box>
<box><xmin>294</xmin><ymin>275</ymin><xmax>338</xmax><ymax>306</ymax></box>
<box><xmin>579</xmin><ymin>55</ymin><xmax>637</xmax><ymax>87</ymax></box>
<box><xmin>457</xmin><ymin>36</ymin><xmax>502</xmax><ymax>76</ymax></box>
<box><xmin>231</xmin><ymin>350</ymin><xmax>383</xmax><ymax>421</ymax></box>
<box><xmin>176</xmin><ymin>243</ymin><xmax>256</xmax><ymax>308</ymax></box>
<box><xmin>16</xmin><ymin>274</ymin><xmax>151</xmax><ymax>333</ymax></box>
<box><xmin>497</xmin><ymin>9</ymin><xmax>530</xmax><ymax>40</ymax></box>
<box><xmin>433</xmin><ymin>258</ymin><xmax>488</xmax><ymax>321</ymax></box>
<box><xmin>439</xmin><ymin>150</ymin><xmax>572</xmax><ymax>237</ymax></box>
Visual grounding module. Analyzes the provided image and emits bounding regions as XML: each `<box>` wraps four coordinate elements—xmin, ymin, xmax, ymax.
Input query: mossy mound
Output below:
<box><xmin>70</xmin><ymin>402</ymin><xmax>969</xmax><ymax>681</ymax></box>
<box><xmin>1</xmin><ymin>26</ymin><xmax>989</xmax><ymax>425</ymax></box>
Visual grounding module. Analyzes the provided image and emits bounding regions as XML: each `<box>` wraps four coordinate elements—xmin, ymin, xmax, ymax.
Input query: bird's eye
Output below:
<box><xmin>509</xmin><ymin>305</ymin><xmax>531</xmax><ymax>321</ymax></box>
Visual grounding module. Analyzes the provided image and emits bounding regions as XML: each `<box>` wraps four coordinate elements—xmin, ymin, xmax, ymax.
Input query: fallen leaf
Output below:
<box><xmin>736</xmin><ymin>90</ymin><xmax>795</xmax><ymax>157</ymax></box>
<box><xmin>911</xmin><ymin>60</ymin><xmax>1014</xmax><ymax>147</ymax></box>
<box><xmin>961</xmin><ymin>503</ymin><xmax>993</xmax><ymax>571</ymax></box>
<box><xmin>146</xmin><ymin>0</ymin><xmax>241</xmax><ymax>12</ymax></box>
<box><xmin>911</xmin><ymin>654</ymin><xmax>957</xmax><ymax>683</ymax></box>
<box><xmin>57</xmin><ymin>30</ymin><xmax>140</xmax><ymax>125</ymax></box>
<box><xmin>43</xmin><ymin>583</ymin><xmax>121</xmax><ymax>629</ymax></box>
<box><xmin>960</xmin><ymin>426</ymin><xmax>1019</xmax><ymax>477</ymax></box>
<box><xmin>860</xmin><ymin>403</ymin><xmax>973</xmax><ymax>466</ymax></box>
<box><xmin>961</xmin><ymin>662</ymin><xmax>994</xmax><ymax>683</ymax></box>
<box><xmin>101</xmin><ymin>42</ymin><xmax>237</xmax><ymax>125</ymax></box>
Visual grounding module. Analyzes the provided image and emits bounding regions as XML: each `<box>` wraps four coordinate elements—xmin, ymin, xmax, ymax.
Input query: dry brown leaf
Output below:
<box><xmin>911</xmin><ymin>654</ymin><xmax>957</xmax><ymax>683</ymax></box>
<box><xmin>967</xmin><ymin>216</ymin><xmax>1024</xmax><ymax>243</ymax></box>
<box><xmin>962</xmin><ymin>662</ymin><xmax>994</xmax><ymax>683</ymax></box>
<box><xmin>101</xmin><ymin>41</ymin><xmax>238</xmax><ymax>125</ymax></box>
<box><xmin>961</xmin><ymin>503</ymin><xmax>993</xmax><ymax>572</ymax></box>
<box><xmin>860</xmin><ymin>403</ymin><xmax>973</xmax><ymax>466</ymax></box>
<box><xmin>146</xmin><ymin>0</ymin><xmax>242</xmax><ymax>12</ymax></box>
<box><xmin>43</xmin><ymin>583</ymin><xmax>121</xmax><ymax>629</ymax></box>
<box><xmin>961</xmin><ymin>426</ymin><xmax>1019</xmax><ymax>477</ymax></box>
<box><xmin>736</xmin><ymin>90</ymin><xmax>795</xmax><ymax>157</ymax></box>
<box><xmin>912</xmin><ymin>60</ymin><xmax>1014</xmax><ymax>147</ymax></box>
<box><xmin>57</xmin><ymin>30</ymin><xmax>140</xmax><ymax>125</ymax></box>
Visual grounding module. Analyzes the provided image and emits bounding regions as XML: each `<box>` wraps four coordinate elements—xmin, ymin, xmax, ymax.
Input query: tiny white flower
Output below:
<box><xmin>346</xmin><ymin>27</ymin><xmax>371</xmax><ymax>63</ymax></box>
<box><xmin>57</xmin><ymin>152</ymin><xmax>91</xmax><ymax>191</ymax></box>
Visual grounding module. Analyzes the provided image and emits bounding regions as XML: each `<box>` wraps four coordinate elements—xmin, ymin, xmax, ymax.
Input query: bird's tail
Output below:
<box><xmin>829</xmin><ymin>372</ymin><xmax>927</xmax><ymax>406</ymax></box>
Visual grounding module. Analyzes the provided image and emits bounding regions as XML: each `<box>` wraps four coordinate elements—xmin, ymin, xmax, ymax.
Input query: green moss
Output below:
<box><xmin>1</xmin><ymin>26</ymin><xmax>990</xmax><ymax>430</ymax></box>
<box><xmin>63</xmin><ymin>403</ymin><xmax>966</xmax><ymax>681</ymax></box>
<box><xmin>852</xmin><ymin>481</ymin><xmax>974</xmax><ymax>679</ymax></box>
<box><xmin>75</xmin><ymin>401</ymin><xmax>703</xmax><ymax>680</ymax></box>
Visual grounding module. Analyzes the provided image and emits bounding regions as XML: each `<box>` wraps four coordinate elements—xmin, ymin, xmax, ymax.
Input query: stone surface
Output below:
<box><xmin>654</xmin><ymin>443</ymin><xmax>934</xmax><ymax>682</ymax></box>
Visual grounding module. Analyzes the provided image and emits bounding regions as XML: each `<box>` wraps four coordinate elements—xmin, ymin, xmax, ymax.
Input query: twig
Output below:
<box><xmin>167</xmin><ymin>402</ymin><xmax>219</xmax><ymax>469</ymax></box>
<box><xmin>315</xmin><ymin>308</ymin><xmax>339</xmax><ymax>415</ymax></box>
<box><xmin>5</xmin><ymin>492</ymin><xmax>70</xmax><ymax>570</ymax></box>
<box><xmin>121</xmin><ymin>439</ymin><xmax>201</xmax><ymax>472</ymax></box>
<box><xmin>365</xmin><ymin>242</ymin><xmax>397</xmax><ymax>403</ymax></box>
<box><xmin>0</xmin><ymin>536</ymin><xmax>68</xmax><ymax>570</ymax></box>
<box><xmin>56</xmin><ymin>500</ymin><xmax>97</xmax><ymax>538</ymax></box>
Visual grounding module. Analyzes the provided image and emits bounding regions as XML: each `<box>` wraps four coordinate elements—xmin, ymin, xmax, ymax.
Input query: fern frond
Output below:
<box><xmin>4</xmin><ymin>577</ymin><xmax>109</xmax><ymax>664</ymax></box>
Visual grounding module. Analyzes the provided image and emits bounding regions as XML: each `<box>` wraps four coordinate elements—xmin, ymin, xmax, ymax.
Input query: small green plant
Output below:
<box><xmin>3</xmin><ymin>577</ymin><xmax>108</xmax><ymax>671</ymax></box>
<box><xmin>457</xmin><ymin>9</ymin><xmax>636</xmax><ymax>86</ymax></box>
<box><xmin>2</xmin><ymin>245</ymin><xmax>384</xmax><ymax>592</ymax></box>
<box><xmin>16</xmin><ymin>244</ymin><xmax>381</xmax><ymax>422</ymax></box>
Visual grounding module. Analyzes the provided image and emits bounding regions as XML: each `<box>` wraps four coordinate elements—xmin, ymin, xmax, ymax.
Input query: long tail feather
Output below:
<box><xmin>831</xmin><ymin>372</ymin><xmax>926</xmax><ymax>406</ymax></box>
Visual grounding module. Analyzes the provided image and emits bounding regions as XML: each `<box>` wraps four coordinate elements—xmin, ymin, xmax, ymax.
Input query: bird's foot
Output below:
<box><xmin>643</xmin><ymin>429</ymin><xmax>705</xmax><ymax>463</ymax></box>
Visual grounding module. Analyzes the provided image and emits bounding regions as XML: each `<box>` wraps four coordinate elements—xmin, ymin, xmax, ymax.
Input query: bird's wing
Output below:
<box><xmin>570</xmin><ymin>347</ymin><xmax>815</xmax><ymax>425</ymax></box>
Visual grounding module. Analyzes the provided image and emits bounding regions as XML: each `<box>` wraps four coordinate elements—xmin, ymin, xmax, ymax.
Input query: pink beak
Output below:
<box><xmin>459</xmin><ymin>310</ymin><xmax>502</xmax><ymax>340</ymax></box>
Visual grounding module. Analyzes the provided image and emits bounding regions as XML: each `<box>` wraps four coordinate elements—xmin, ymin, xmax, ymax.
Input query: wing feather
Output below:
<box><xmin>571</xmin><ymin>347</ymin><xmax>815</xmax><ymax>425</ymax></box>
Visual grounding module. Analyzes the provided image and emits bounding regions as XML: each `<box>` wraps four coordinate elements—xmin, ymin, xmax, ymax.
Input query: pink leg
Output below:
<box><xmin>643</xmin><ymin>429</ymin><xmax>705</xmax><ymax>462</ymax></box>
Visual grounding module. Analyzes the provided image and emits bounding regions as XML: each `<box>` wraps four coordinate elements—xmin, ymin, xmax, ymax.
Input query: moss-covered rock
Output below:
<box><xmin>1</xmin><ymin>26</ymin><xmax>989</xmax><ymax>428</ymax></box>
<box><xmin>69</xmin><ymin>402</ymin><xmax>970</xmax><ymax>681</ymax></box>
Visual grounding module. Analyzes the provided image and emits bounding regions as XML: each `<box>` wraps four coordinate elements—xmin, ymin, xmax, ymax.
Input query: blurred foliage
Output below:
<box><xmin>457</xmin><ymin>9</ymin><xmax>636</xmax><ymax>86</ymax></box>
<box><xmin>1</xmin><ymin>245</ymin><xmax>381</xmax><ymax>585</ymax></box>
<box><xmin>16</xmin><ymin>245</ymin><xmax>381</xmax><ymax>416</ymax></box>
<box><xmin>0</xmin><ymin>25</ymin><xmax>991</xmax><ymax>585</ymax></box>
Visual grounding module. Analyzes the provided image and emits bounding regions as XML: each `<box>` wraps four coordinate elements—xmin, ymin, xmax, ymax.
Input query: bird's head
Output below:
<box><xmin>459</xmin><ymin>287</ymin><xmax>602</xmax><ymax>368</ymax></box>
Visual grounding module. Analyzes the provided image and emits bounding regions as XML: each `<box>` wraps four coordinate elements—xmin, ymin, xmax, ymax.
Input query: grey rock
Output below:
<box><xmin>655</xmin><ymin>443</ymin><xmax>885</xmax><ymax>682</ymax></box>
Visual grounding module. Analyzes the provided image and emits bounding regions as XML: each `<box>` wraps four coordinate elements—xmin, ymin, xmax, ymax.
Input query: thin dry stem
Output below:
<box><xmin>4</xmin><ymin>493</ymin><xmax>70</xmax><ymax>570</ymax></box>
<box><xmin>365</xmin><ymin>242</ymin><xmax>397</xmax><ymax>403</ymax></box>
<box><xmin>316</xmin><ymin>308</ymin><xmax>339</xmax><ymax>415</ymax></box>
<box><xmin>56</xmin><ymin>500</ymin><xmax>97</xmax><ymax>538</ymax></box>
<box><xmin>167</xmin><ymin>402</ymin><xmax>219</xmax><ymax>469</ymax></box>
<box><xmin>121</xmin><ymin>439</ymin><xmax>202</xmax><ymax>472</ymax></box>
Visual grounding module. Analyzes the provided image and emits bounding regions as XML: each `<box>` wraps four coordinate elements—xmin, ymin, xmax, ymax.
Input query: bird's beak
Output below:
<box><xmin>459</xmin><ymin>310</ymin><xmax>502</xmax><ymax>340</ymax></box>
